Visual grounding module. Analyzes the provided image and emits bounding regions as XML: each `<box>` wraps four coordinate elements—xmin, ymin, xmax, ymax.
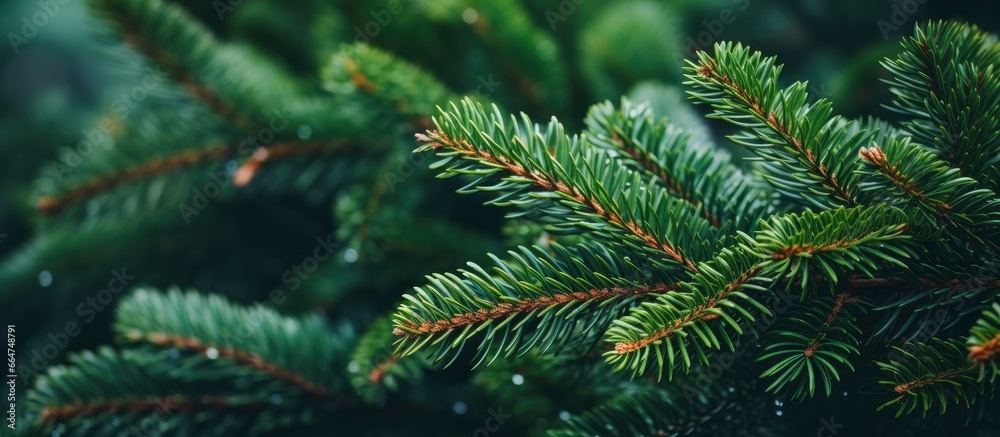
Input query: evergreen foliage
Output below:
<box><xmin>392</xmin><ymin>19</ymin><xmax>1000</xmax><ymax>435</ymax></box>
<box><xmin>2</xmin><ymin>0</ymin><xmax>999</xmax><ymax>434</ymax></box>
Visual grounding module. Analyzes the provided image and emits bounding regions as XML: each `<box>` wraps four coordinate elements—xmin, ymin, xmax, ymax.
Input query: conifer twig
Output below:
<box><xmin>124</xmin><ymin>330</ymin><xmax>333</xmax><ymax>399</ymax></box>
<box><xmin>693</xmin><ymin>60</ymin><xmax>854</xmax><ymax>205</ymax></box>
<box><xmin>613</xmin><ymin>266</ymin><xmax>762</xmax><ymax>354</ymax></box>
<box><xmin>417</xmin><ymin>130</ymin><xmax>700</xmax><ymax>271</ymax></box>
<box><xmin>36</xmin><ymin>145</ymin><xmax>232</xmax><ymax>214</ymax></box>
<box><xmin>393</xmin><ymin>282</ymin><xmax>679</xmax><ymax>337</ymax></box>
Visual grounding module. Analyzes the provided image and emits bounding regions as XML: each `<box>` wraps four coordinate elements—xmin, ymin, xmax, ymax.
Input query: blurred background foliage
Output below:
<box><xmin>0</xmin><ymin>0</ymin><xmax>998</xmax><ymax>435</ymax></box>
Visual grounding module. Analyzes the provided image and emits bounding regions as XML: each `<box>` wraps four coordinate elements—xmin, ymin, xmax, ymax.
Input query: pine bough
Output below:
<box><xmin>392</xmin><ymin>20</ymin><xmax>1000</xmax><ymax>433</ymax></box>
<box><xmin>23</xmin><ymin>18</ymin><xmax>1000</xmax><ymax>436</ymax></box>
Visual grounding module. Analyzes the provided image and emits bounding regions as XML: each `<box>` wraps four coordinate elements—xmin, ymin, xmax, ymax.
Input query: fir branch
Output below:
<box><xmin>870</xmin><ymin>255</ymin><xmax>1000</xmax><ymax>343</ymax></box>
<box><xmin>394</xmin><ymin>282</ymin><xmax>678</xmax><ymax>337</ymax></box>
<box><xmin>26</xmin><ymin>345</ymin><xmax>353</xmax><ymax>435</ymax></box>
<box><xmin>882</xmin><ymin>20</ymin><xmax>1000</xmax><ymax>188</ymax></box>
<box><xmin>610</xmin><ymin>131</ymin><xmax>689</xmax><ymax>206</ymax></box>
<box><xmin>393</xmin><ymin>242</ymin><xmax>683</xmax><ymax>366</ymax></box>
<box><xmin>892</xmin><ymin>366</ymin><xmax>972</xmax><ymax>394</ymax></box>
<box><xmin>876</xmin><ymin>338</ymin><xmax>986</xmax><ymax>417</ymax></box>
<box><xmin>231</xmin><ymin>140</ymin><xmax>372</xmax><ymax>187</ymax></box>
<box><xmin>612</xmin><ymin>266</ymin><xmax>762</xmax><ymax>355</ymax></box>
<box><xmin>695</xmin><ymin>61</ymin><xmax>849</xmax><ymax>202</ymax></box>
<box><xmin>94</xmin><ymin>0</ymin><xmax>259</xmax><ymax>131</ymax></box>
<box><xmin>685</xmin><ymin>43</ymin><xmax>872</xmax><ymax>208</ymax></box>
<box><xmin>123</xmin><ymin>330</ymin><xmax>331</xmax><ymax>398</ymax></box>
<box><xmin>859</xmin><ymin>137</ymin><xmax>1000</xmax><ymax>245</ymax></box>
<box><xmin>322</xmin><ymin>44</ymin><xmax>454</xmax><ymax>120</ymax></box>
<box><xmin>757</xmin><ymin>293</ymin><xmax>865</xmax><ymax>400</ymax></box>
<box><xmin>745</xmin><ymin>206</ymin><xmax>913</xmax><ymax>294</ymax></box>
<box><xmin>114</xmin><ymin>288</ymin><xmax>350</xmax><ymax>396</ymax></box>
<box><xmin>351</xmin><ymin>316</ymin><xmax>429</xmax><ymax>404</ymax></box>
<box><xmin>605</xmin><ymin>248</ymin><xmax>770</xmax><ymax>380</ymax></box>
<box><xmin>419</xmin><ymin>129</ymin><xmax>702</xmax><ymax>270</ymax></box>
<box><xmin>606</xmin><ymin>206</ymin><xmax>911</xmax><ymax>379</ymax></box>
<box><xmin>859</xmin><ymin>145</ymin><xmax>952</xmax><ymax>214</ymax></box>
<box><xmin>584</xmin><ymin>98</ymin><xmax>774</xmax><ymax>232</ymax></box>
<box><xmin>416</xmin><ymin>99</ymin><xmax>723</xmax><ymax>271</ymax></box>
<box><xmin>36</xmin><ymin>145</ymin><xmax>231</xmax><ymax>214</ymax></box>
<box><xmin>809</xmin><ymin>292</ymin><xmax>853</xmax><ymax>355</ymax></box>
<box><xmin>428</xmin><ymin>127</ymin><xmax>697</xmax><ymax>271</ymax></box>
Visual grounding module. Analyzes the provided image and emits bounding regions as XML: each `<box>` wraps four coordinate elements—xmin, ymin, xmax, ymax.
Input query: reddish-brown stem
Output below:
<box><xmin>696</xmin><ymin>60</ymin><xmax>853</xmax><ymax>205</ymax></box>
<box><xmin>859</xmin><ymin>145</ymin><xmax>952</xmax><ymax>214</ymax></box>
<box><xmin>394</xmin><ymin>282</ymin><xmax>679</xmax><ymax>337</ymax></box>
<box><xmin>37</xmin><ymin>146</ymin><xmax>231</xmax><ymax>214</ymax></box>
<box><xmin>805</xmin><ymin>291</ymin><xmax>853</xmax><ymax>357</ymax></box>
<box><xmin>417</xmin><ymin>130</ymin><xmax>698</xmax><ymax>271</ymax></box>
<box><xmin>893</xmin><ymin>366</ymin><xmax>972</xmax><ymax>394</ymax></box>
<box><xmin>232</xmin><ymin>141</ymin><xmax>370</xmax><ymax>187</ymax></box>
<box><xmin>125</xmin><ymin>330</ymin><xmax>330</xmax><ymax>398</ymax></box>
<box><xmin>613</xmin><ymin>266</ymin><xmax>763</xmax><ymax>354</ymax></box>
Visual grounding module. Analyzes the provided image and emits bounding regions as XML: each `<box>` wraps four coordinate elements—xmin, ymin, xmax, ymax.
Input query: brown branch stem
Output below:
<box><xmin>610</xmin><ymin>134</ymin><xmax>722</xmax><ymax>227</ymax></box>
<box><xmin>393</xmin><ymin>282</ymin><xmax>679</xmax><ymax>337</ymax></box>
<box><xmin>859</xmin><ymin>145</ymin><xmax>952</xmax><ymax>214</ymax></box>
<box><xmin>37</xmin><ymin>145</ymin><xmax>231</xmax><ymax>214</ymax></box>
<box><xmin>417</xmin><ymin>130</ymin><xmax>699</xmax><ymax>271</ymax></box>
<box><xmin>124</xmin><ymin>330</ymin><xmax>331</xmax><ymax>398</ymax></box>
<box><xmin>893</xmin><ymin>365</ymin><xmax>972</xmax><ymax>394</ymax></box>
<box><xmin>805</xmin><ymin>291</ymin><xmax>853</xmax><ymax>357</ymax></box>
<box><xmin>695</xmin><ymin>60</ymin><xmax>853</xmax><ymax>205</ymax></box>
<box><xmin>613</xmin><ymin>266</ymin><xmax>763</xmax><ymax>354</ymax></box>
